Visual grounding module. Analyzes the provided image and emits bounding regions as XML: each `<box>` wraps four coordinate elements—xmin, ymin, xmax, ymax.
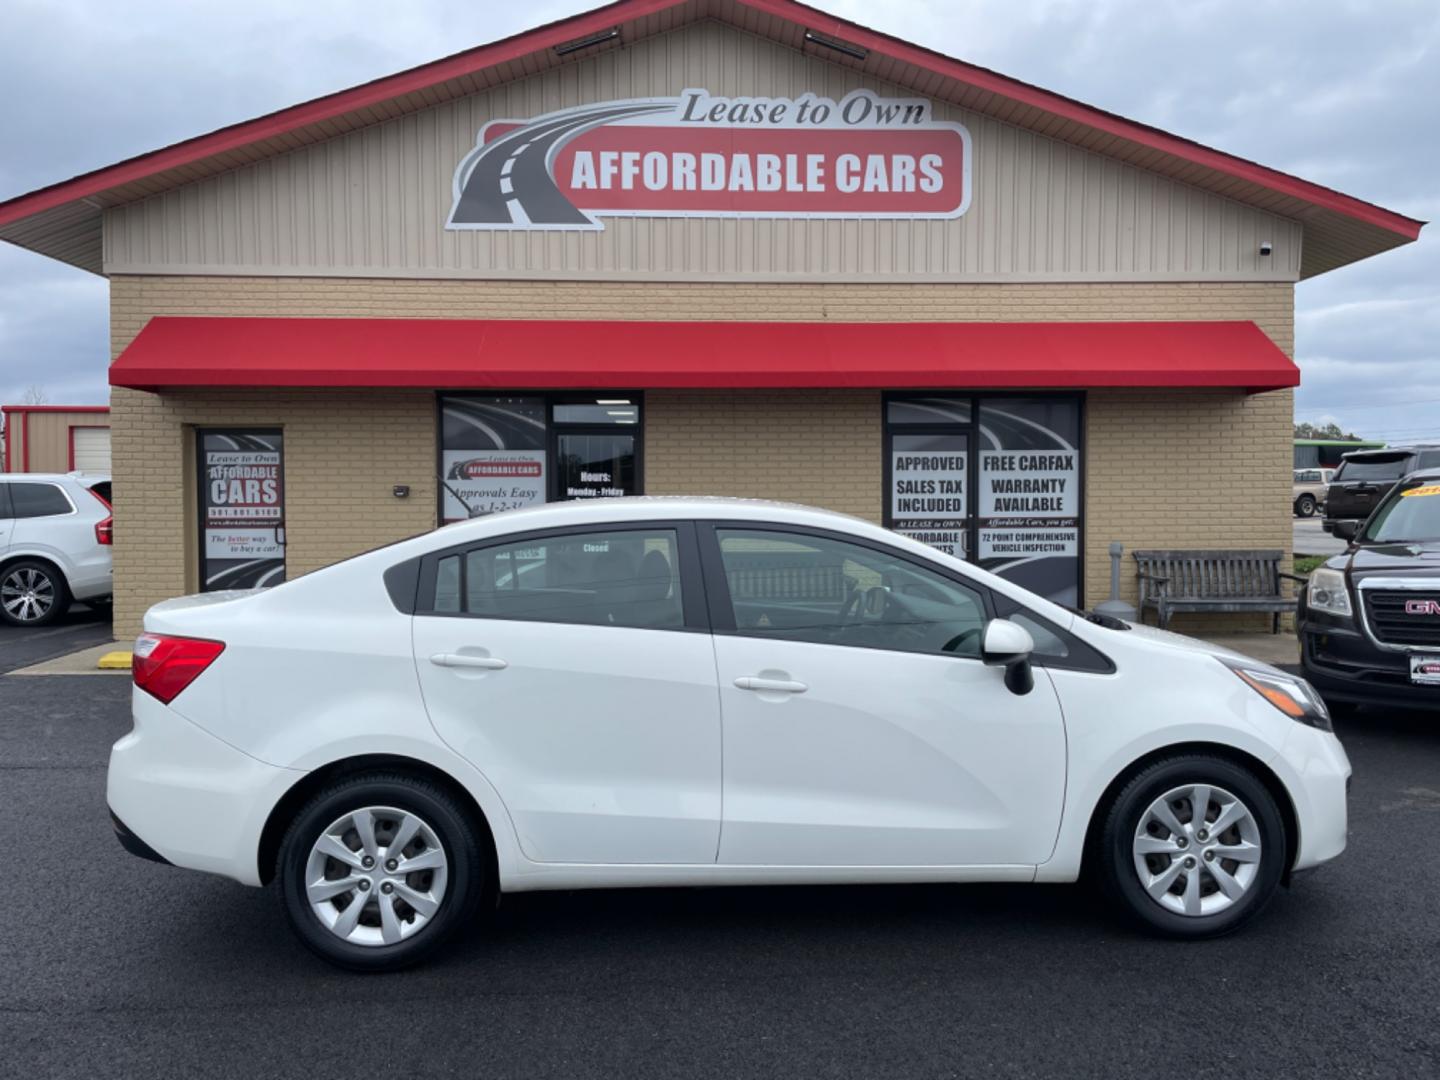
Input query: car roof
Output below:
<box><xmin>437</xmin><ymin>496</ymin><xmax>873</xmax><ymax>534</ymax></box>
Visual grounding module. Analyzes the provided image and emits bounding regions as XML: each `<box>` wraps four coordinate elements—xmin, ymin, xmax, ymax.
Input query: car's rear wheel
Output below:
<box><xmin>0</xmin><ymin>560</ymin><xmax>70</xmax><ymax>627</ymax></box>
<box><xmin>277</xmin><ymin>774</ymin><xmax>485</xmax><ymax>971</ymax></box>
<box><xmin>1295</xmin><ymin>495</ymin><xmax>1317</xmax><ymax>517</ymax></box>
<box><xmin>1099</xmin><ymin>756</ymin><xmax>1286</xmax><ymax>938</ymax></box>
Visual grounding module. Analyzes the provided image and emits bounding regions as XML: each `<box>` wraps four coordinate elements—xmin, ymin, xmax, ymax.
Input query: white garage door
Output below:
<box><xmin>71</xmin><ymin>426</ymin><xmax>111</xmax><ymax>472</ymax></box>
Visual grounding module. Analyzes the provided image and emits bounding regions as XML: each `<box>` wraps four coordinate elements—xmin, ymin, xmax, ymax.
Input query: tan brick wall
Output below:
<box><xmin>109</xmin><ymin>276</ymin><xmax>1293</xmax><ymax>635</ymax></box>
<box><xmin>110</xmin><ymin>387</ymin><xmax>437</xmax><ymax>635</ymax></box>
<box><xmin>1086</xmin><ymin>386</ymin><xmax>1294</xmax><ymax>630</ymax></box>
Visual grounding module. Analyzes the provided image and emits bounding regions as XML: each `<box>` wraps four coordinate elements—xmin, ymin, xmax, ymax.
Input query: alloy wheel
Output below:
<box><xmin>304</xmin><ymin>805</ymin><xmax>450</xmax><ymax>947</ymax></box>
<box><xmin>1132</xmin><ymin>783</ymin><xmax>1263</xmax><ymax>917</ymax></box>
<box><xmin>1</xmin><ymin>567</ymin><xmax>55</xmax><ymax>623</ymax></box>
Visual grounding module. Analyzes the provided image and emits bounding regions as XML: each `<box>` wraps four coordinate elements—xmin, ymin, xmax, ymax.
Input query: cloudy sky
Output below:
<box><xmin>1</xmin><ymin>0</ymin><xmax>1435</xmax><ymax>442</ymax></box>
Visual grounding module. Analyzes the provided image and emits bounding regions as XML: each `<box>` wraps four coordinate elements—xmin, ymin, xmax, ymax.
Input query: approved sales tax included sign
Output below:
<box><xmin>447</xmin><ymin>89</ymin><xmax>972</xmax><ymax>230</ymax></box>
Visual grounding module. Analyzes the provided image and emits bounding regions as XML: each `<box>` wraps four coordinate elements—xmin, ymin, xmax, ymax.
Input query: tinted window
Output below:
<box><xmin>1336</xmin><ymin>455</ymin><xmax>1407</xmax><ymax>482</ymax></box>
<box><xmin>87</xmin><ymin>481</ymin><xmax>112</xmax><ymax>505</ymax></box>
<box><xmin>716</xmin><ymin>528</ymin><xmax>987</xmax><ymax>657</ymax></box>
<box><xmin>434</xmin><ymin>529</ymin><xmax>684</xmax><ymax>630</ymax></box>
<box><xmin>9</xmin><ymin>482</ymin><xmax>72</xmax><ymax>518</ymax></box>
<box><xmin>1419</xmin><ymin>452</ymin><xmax>1440</xmax><ymax>470</ymax></box>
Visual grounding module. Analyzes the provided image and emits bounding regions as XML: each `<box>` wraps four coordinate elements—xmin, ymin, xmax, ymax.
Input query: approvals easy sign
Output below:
<box><xmin>447</xmin><ymin>89</ymin><xmax>972</xmax><ymax>230</ymax></box>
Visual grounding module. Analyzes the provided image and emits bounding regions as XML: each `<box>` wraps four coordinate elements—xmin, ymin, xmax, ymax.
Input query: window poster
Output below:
<box><xmin>441</xmin><ymin>396</ymin><xmax>548</xmax><ymax>522</ymax></box>
<box><xmin>891</xmin><ymin>434</ymin><xmax>968</xmax><ymax>558</ymax></box>
<box><xmin>976</xmin><ymin>399</ymin><xmax>1081</xmax><ymax>606</ymax></box>
<box><xmin>199</xmin><ymin>431</ymin><xmax>285</xmax><ymax>591</ymax></box>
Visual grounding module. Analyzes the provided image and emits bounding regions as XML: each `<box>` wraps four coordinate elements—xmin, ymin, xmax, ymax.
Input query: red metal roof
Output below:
<box><xmin>109</xmin><ymin>316</ymin><xmax>1300</xmax><ymax>393</ymax></box>
<box><xmin>0</xmin><ymin>0</ymin><xmax>1421</xmax><ymax>276</ymax></box>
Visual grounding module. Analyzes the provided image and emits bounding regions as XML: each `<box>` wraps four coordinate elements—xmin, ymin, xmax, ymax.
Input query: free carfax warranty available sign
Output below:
<box><xmin>446</xmin><ymin>89</ymin><xmax>972</xmax><ymax>230</ymax></box>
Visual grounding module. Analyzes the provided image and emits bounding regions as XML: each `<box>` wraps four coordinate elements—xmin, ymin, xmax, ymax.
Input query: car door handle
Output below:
<box><xmin>734</xmin><ymin>676</ymin><xmax>808</xmax><ymax>694</ymax></box>
<box><xmin>430</xmin><ymin>653</ymin><xmax>508</xmax><ymax>670</ymax></box>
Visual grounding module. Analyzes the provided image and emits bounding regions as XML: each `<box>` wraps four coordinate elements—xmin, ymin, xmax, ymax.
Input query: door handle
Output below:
<box><xmin>734</xmin><ymin>676</ymin><xmax>808</xmax><ymax>694</ymax></box>
<box><xmin>430</xmin><ymin>653</ymin><xmax>508</xmax><ymax>670</ymax></box>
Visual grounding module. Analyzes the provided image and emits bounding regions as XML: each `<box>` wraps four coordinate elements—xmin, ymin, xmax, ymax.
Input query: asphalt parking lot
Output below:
<box><xmin>0</xmin><ymin>602</ymin><xmax>113</xmax><ymax>674</ymax></box>
<box><xmin>3</xmin><ymin>658</ymin><xmax>1438</xmax><ymax>1079</ymax></box>
<box><xmin>1294</xmin><ymin>516</ymin><xmax>1349</xmax><ymax>557</ymax></box>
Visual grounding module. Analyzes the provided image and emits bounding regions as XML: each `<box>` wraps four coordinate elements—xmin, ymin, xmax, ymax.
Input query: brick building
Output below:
<box><xmin>0</xmin><ymin>0</ymin><xmax>1421</xmax><ymax>635</ymax></box>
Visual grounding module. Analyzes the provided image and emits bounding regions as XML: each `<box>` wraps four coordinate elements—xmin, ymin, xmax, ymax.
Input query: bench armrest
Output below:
<box><xmin>1136</xmin><ymin>572</ymin><xmax>1170</xmax><ymax>583</ymax></box>
<box><xmin>1277</xmin><ymin>571</ymin><xmax>1309</xmax><ymax>584</ymax></box>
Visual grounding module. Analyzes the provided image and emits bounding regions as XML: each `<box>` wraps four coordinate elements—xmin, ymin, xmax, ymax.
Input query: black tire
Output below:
<box><xmin>276</xmin><ymin>773</ymin><xmax>486</xmax><ymax>971</ymax></box>
<box><xmin>0</xmin><ymin>559</ymin><xmax>71</xmax><ymax>627</ymax></box>
<box><xmin>1099</xmin><ymin>755</ymin><xmax>1286</xmax><ymax>939</ymax></box>
<box><xmin>1295</xmin><ymin>495</ymin><xmax>1317</xmax><ymax>518</ymax></box>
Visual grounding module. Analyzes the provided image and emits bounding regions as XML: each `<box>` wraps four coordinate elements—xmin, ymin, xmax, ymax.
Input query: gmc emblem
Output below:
<box><xmin>1404</xmin><ymin>599</ymin><xmax>1440</xmax><ymax>615</ymax></box>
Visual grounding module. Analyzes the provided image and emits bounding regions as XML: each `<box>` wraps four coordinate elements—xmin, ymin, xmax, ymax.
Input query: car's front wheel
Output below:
<box><xmin>0</xmin><ymin>559</ymin><xmax>70</xmax><ymax>627</ymax></box>
<box><xmin>276</xmin><ymin>773</ymin><xmax>486</xmax><ymax>971</ymax></box>
<box><xmin>1099</xmin><ymin>756</ymin><xmax>1286</xmax><ymax>938</ymax></box>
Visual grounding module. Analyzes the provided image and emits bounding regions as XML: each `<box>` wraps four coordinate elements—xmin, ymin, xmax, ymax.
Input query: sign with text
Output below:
<box><xmin>891</xmin><ymin>434</ymin><xmax>968</xmax><ymax>558</ymax></box>
<box><xmin>448</xmin><ymin>89</ymin><xmax>971</xmax><ymax>230</ymax></box>
<box><xmin>199</xmin><ymin>434</ymin><xmax>286</xmax><ymax>590</ymax></box>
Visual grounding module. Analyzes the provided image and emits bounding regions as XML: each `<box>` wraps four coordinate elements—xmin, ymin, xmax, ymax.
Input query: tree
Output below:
<box><xmin>20</xmin><ymin>385</ymin><xmax>49</xmax><ymax>405</ymax></box>
<box><xmin>1295</xmin><ymin>420</ymin><xmax>1365</xmax><ymax>441</ymax></box>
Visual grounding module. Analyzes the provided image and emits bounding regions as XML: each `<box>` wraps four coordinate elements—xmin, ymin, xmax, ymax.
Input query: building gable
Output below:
<box><xmin>102</xmin><ymin>20</ymin><xmax>1301</xmax><ymax>283</ymax></box>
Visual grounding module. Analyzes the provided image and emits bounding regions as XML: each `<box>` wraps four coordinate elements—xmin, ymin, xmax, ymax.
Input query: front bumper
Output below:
<box><xmin>107</xmin><ymin>687</ymin><xmax>303</xmax><ymax>885</ymax></box>
<box><xmin>1300</xmin><ymin>616</ymin><xmax>1440</xmax><ymax>711</ymax></box>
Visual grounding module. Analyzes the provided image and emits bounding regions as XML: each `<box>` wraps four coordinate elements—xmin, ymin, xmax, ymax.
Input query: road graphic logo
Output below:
<box><xmin>446</xmin><ymin>88</ymin><xmax>972</xmax><ymax>230</ymax></box>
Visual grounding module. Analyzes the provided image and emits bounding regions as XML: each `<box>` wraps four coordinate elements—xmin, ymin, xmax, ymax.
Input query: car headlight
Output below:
<box><xmin>1306</xmin><ymin>567</ymin><xmax>1352</xmax><ymax>618</ymax></box>
<box><xmin>1218</xmin><ymin>657</ymin><xmax>1332</xmax><ymax>731</ymax></box>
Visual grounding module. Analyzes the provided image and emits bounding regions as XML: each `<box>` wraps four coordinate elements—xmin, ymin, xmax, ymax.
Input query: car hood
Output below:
<box><xmin>1109</xmin><ymin>620</ymin><xmax>1286</xmax><ymax>673</ymax></box>
<box><xmin>1345</xmin><ymin>542</ymin><xmax>1440</xmax><ymax>575</ymax></box>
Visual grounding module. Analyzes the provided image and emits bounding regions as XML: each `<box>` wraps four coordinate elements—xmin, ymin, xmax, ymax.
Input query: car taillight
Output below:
<box><xmin>86</xmin><ymin>488</ymin><xmax>113</xmax><ymax>545</ymax></box>
<box><xmin>132</xmin><ymin>633</ymin><xmax>225</xmax><ymax>704</ymax></box>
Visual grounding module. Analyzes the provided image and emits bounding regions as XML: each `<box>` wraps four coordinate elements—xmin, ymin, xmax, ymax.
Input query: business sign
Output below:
<box><xmin>440</xmin><ymin>396</ymin><xmax>549</xmax><ymax>521</ymax></box>
<box><xmin>199</xmin><ymin>433</ymin><xmax>286</xmax><ymax>590</ymax></box>
<box><xmin>976</xmin><ymin>400</ymin><xmax>1081</xmax><ymax>607</ymax></box>
<box><xmin>447</xmin><ymin>88</ymin><xmax>971</xmax><ymax>230</ymax></box>
<box><xmin>891</xmin><ymin>434</ymin><xmax>968</xmax><ymax>558</ymax></box>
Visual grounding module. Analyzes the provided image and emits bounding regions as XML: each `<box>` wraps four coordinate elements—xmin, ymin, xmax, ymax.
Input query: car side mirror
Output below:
<box><xmin>982</xmin><ymin>618</ymin><xmax>1035</xmax><ymax>696</ymax></box>
<box><xmin>1333</xmin><ymin>520</ymin><xmax>1359</xmax><ymax>542</ymax></box>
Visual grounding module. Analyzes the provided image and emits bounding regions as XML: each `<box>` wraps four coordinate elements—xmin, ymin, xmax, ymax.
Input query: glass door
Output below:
<box><xmin>554</xmin><ymin>432</ymin><xmax>638</xmax><ymax>500</ymax></box>
<box><xmin>196</xmin><ymin>428</ymin><xmax>285</xmax><ymax>591</ymax></box>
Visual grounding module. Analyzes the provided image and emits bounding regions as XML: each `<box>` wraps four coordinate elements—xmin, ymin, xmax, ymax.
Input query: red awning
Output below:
<box><xmin>109</xmin><ymin>316</ymin><xmax>1299</xmax><ymax>392</ymax></box>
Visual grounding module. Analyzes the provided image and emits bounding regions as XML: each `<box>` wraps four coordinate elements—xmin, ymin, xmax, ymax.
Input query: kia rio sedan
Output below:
<box><xmin>108</xmin><ymin>499</ymin><xmax>1350</xmax><ymax>970</ymax></box>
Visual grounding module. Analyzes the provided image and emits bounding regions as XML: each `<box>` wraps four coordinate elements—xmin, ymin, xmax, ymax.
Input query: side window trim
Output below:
<box><xmin>0</xmin><ymin>483</ymin><xmax>11</xmax><ymax>520</ymax></box>
<box><xmin>414</xmin><ymin>519</ymin><xmax>710</xmax><ymax>632</ymax></box>
<box><xmin>696</xmin><ymin>519</ymin><xmax>995</xmax><ymax>651</ymax></box>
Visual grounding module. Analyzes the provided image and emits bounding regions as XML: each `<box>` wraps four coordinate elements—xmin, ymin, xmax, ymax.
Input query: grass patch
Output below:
<box><xmin>1294</xmin><ymin>554</ymin><xmax>1327</xmax><ymax>576</ymax></box>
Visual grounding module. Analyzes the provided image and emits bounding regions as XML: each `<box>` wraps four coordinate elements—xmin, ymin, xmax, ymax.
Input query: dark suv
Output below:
<box><xmin>1323</xmin><ymin>445</ymin><xmax>1440</xmax><ymax>534</ymax></box>
<box><xmin>1300</xmin><ymin>469</ymin><xmax>1440</xmax><ymax>710</ymax></box>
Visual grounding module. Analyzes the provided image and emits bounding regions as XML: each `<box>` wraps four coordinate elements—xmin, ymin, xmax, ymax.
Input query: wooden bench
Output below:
<box><xmin>1133</xmin><ymin>549</ymin><xmax>1304</xmax><ymax>633</ymax></box>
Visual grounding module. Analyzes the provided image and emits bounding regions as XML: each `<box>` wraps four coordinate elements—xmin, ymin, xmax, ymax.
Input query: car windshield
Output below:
<box><xmin>1363</xmin><ymin>481</ymin><xmax>1440</xmax><ymax>543</ymax></box>
<box><xmin>1337</xmin><ymin>455</ymin><xmax>1407</xmax><ymax>481</ymax></box>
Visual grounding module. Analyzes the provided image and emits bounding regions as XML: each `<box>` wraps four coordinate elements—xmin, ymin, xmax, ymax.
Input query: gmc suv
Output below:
<box><xmin>1301</xmin><ymin>469</ymin><xmax>1440</xmax><ymax>710</ymax></box>
<box><xmin>1323</xmin><ymin>445</ymin><xmax>1440</xmax><ymax>535</ymax></box>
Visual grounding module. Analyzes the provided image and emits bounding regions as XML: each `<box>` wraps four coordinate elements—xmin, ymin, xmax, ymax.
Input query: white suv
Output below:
<box><xmin>0</xmin><ymin>472</ymin><xmax>113</xmax><ymax>626</ymax></box>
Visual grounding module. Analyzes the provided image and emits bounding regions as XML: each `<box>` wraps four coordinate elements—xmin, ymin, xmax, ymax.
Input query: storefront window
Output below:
<box><xmin>196</xmin><ymin>429</ymin><xmax>285</xmax><ymax>591</ymax></box>
<box><xmin>439</xmin><ymin>393</ymin><xmax>643</xmax><ymax>521</ymax></box>
<box><xmin>884</xmin><ymin>394</ymin><xmax>1082</xmax><ymax>606</ymax></box>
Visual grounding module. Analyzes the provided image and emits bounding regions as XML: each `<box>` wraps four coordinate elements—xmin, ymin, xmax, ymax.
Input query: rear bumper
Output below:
<box><xmin>109</xmin><ymin>809</ymin><xmax>171</xmax><ymax>865</ymax></box>
<box><xmin>106</xmin><ymin>686</ymin><xmax>302</xmax><ymax>885</ymax></box>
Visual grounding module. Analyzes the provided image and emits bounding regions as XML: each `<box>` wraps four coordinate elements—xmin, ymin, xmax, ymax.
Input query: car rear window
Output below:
<box><xmin>1335</xmin><ymin>455</ymin><xmax>1408</xmax><ymax>482</ymax></box>
<box><xmin>8</xmin><ymin>482</ymin><xmax>73</xmax><ymax>518</ymax></box>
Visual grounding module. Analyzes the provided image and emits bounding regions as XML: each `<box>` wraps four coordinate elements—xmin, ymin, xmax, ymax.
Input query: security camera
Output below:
<box><xmin>1259</xmin><ymin>241</ymin><xmax>1273</xmax><ymax>257</ymax></box>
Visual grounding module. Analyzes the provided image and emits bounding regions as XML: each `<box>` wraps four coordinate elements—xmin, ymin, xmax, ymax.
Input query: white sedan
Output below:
<box><xmin>108</xmin><ymin>498</ymin><xmax>1349</xmax><ymax>970</ymax></box>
